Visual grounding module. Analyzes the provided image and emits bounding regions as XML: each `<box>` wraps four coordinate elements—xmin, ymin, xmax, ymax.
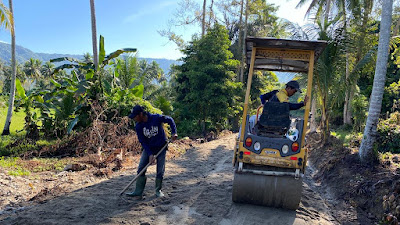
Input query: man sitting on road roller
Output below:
<box><xmin>260</xmin><ymin>80</ymin><xmax>309</xmax><ymax>108</ymax></box>
<box><xmin>256</xmin><ymin>80</ymin><xmax>309</xmax><ymax>137</ymax></box>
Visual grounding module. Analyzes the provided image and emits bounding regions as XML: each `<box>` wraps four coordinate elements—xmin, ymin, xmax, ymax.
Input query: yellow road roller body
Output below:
<box><xmin>232</xmin><ymin>37</ymin><xmax>327</xmax><ymax>210</ymax></box>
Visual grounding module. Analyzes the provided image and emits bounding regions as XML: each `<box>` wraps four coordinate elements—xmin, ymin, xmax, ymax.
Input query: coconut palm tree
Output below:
<box><xmin>24</xmin><ymin>58</ymin><xmax>42</xmax><ymax>78</ymax></box>
<box><xmin>83</xmin><ymin>52</ymin><xmax>93</xmax><ymax>64</ymax></box>
<box><xmin>41</xmin><ymin>61</ymin><xmax>55</xmax><ymax>77</ymax></box>
<box><xmin>359</xmin><ymin>0</ymin><xmax>393</xmax><ymax>162</ymax></box>
<box><xmin>297</xmin><ymin>0</ymin><xmax>362</xmax><ymax>126</ymax></box>
<box><xmin>0</xmin><ymin>1</ymin><xmax>11</xmax><ymax>30</ymax></box>
<box><xmin>2</xmin><ymin>0</ymin><xmax>15</xmax><ymax>135</ymax></box>
<box><xmin>114</xmin><ymin>55</ymin><xmax>138</xmax><ymax>89</ymax></box>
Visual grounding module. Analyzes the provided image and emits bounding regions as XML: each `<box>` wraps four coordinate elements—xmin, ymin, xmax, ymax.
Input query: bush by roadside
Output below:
<box><xmin>307</xmin><ymin>132</ymin><xmax>400</xmax><ymax>224</ymax></box>
<box><xmin>375</xmin><ymin>112</ymin><xmax>400</xmax><ymax>154</ymax></box>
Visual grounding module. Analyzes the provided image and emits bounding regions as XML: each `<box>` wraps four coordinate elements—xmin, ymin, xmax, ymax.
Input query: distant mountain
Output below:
<box><xmin>0</xmin><ymin>41</ymin><xmax>42</xmax><ymax>63</ymax></box>
<box><xmin>0</xmin><ymin>42</ymin><xmax>292</xmax><ymax>83</ymax></box>
<box><xmin>0</xmin><ymin>42</ymin><xmax>180</xmax><ymax>74</ymax></box>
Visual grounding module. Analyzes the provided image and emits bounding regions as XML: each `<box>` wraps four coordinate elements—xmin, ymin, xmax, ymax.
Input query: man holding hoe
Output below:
<box><xmin>126</xmin><ymin>105</ymin><xmax>178</xmax><ymax>198</ymax></box>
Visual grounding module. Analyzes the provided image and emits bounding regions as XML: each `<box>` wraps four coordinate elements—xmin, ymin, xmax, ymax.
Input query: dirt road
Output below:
<box><xmin>1</xmin><ymin>134</ymin><xmax>339</xmax><ymax>225</ymax></box>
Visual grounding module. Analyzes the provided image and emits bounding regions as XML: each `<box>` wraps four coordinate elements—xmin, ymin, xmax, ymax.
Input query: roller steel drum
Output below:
<box><xmin>232</xmin><ymin>172</ymin><xmax>303</xmax><ymax>210</ymax></box>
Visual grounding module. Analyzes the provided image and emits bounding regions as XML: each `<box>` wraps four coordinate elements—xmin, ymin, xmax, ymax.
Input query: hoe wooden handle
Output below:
<box><xmin>119</xmin><ymin>142</ymin><xmax>169</xmax><ymax>196</ymax></box>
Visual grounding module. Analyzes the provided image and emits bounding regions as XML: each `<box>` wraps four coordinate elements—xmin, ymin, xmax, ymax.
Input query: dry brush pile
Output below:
<box><xmin>37</xmin><ymin>103</ymin><xmax>193</xmax><ymax>177</ymax></box>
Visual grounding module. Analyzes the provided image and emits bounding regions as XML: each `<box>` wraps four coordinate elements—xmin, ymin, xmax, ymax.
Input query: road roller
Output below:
<box><xmin>232</xmin><ymin>37</ymin><xmax>327</xmax><ymax>210</ymax></box>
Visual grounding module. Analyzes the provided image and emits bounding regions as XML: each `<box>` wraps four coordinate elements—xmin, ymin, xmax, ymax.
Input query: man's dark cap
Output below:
<box><xmin>286</xmin><ymin>80</ymin><xmax>302</xmax><ymax>93</ymax></box>
<box><xmin>128</xmin><ymin>105</ymin><xmax>144</xmax><ymax>119</ymax></box>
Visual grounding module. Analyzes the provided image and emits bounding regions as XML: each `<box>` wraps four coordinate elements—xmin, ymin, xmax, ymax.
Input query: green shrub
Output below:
<box><xmin>176</xmin><ymin>119</ymin><xmax>202</xmax><ymax>137</ymax></box>
<box><xmin>352</xmin><ymin>94</ymin><xmax>368</xmax><ymax>132</ymax></box>
<box><xmin>0</xmin><ymin>157</ymin><xmax>30</xmax><ymax>176</ymax></box>
<box><xmin>375</xmin><ymin>112</ymin><xmax>400</xmax><ymax>153</ymax></box>
<box><xmin>2</xmin><ymin>142</ymin><xmax>38</xmax><ymax>157</ymax></box>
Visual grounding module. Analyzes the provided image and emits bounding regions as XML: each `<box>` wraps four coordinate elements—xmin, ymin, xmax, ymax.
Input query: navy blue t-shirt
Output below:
<box><xmin>260</xmin><ymin>90</ymin><xmax>305</xmax><ymax>110</ymax></box>
<box><xmin>135</xmin><ymin>113</ymin><xmax>177</xmax><ymax>155</ymax></box>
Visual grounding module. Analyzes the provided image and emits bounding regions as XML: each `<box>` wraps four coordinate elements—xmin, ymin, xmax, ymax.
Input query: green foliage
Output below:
<box><xmin>351</xmin><ymin>93</ymin><xmax>368</xmax><ymax>132</ymax></box>
<box><xmin>228</xmin><ymin>0</ymin><xmax>284</xmax><ymax>60</ymax></box>
<box><xmin>30</xmin><ymin>158</ymin><xmax>71</xmax><ymax>172</ymax></box>
<box><xmin>174</xmin><ymin>24</ymin><xmax>242</xmax><ymax>135</ymax></box>
<box><xmin>1</xmin><ymin>63</ymin><xmax>26</xmax><ymax>94</ymax></box>
<box><xmin>114</xmin><ymin>55</ymin><xmax>138</xmax><ymax>89</ymax></box>
<box><xmin>375</xmin><ymin>112</ymin><xmax>400</xmax><ymax>153</ymax></box>
<box><xmin>103</xmin><ymin>84</ymin><xmax>158</xmax><ymax>119</ymax></box>
<box><xmin>0</xmin><ymin>100</ymin><xmax>26</xmax><ymax>136</ymax></box>
<box><xmin>0</xmin><ymin>156</ymin><xmax>70</xmax><ymax>175</ymax></box>
<box><xmin>0</xmin><ymin>157</ymin><xmax>19</xmax><ymax>168</ymax></box>
<box><xmin>0</xmin><ymin>137</ymin><xmax>58</xmax><ymax>157</ymax></box>
<box><xmin>1</xmin><ymin>142</ymin><xmax>37</xmax><ymax>157</ymax></box>
<box><xmin>153</xmin><ymin>96</ymin><xmax>173</xmax><ymax>115</ymax></box>
<box><xmin>0</xmin><ymin>156</ymin><xmax>31</xmax><ymax>176</ymax></box>
<box><xmin>14</xmin><ymin>78</ymin><xmax>41</xmax><ymax>139</ymax></box>
<box><xmin>312</xmin><ymin>16</ymin><xmax>347</xmax><ymax>139</ymax></box>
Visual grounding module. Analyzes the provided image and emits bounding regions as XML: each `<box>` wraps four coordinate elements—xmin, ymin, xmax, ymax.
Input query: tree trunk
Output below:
<box><xmin>237</xmin><ymin>0</ymin><xmax>244</xmax><ymax>81</ymax></box>
<box><xmin>239</xmin><ymin>0</ymin><xmax>249</xmax><ymax>83</ymax></box>
<box><xmin>342</xmin><ymin>7</ymin><xmax>352</xmax><ymax>125</ymax></box>
<box><xmin>201</xmin><ymin>0</ymin><xmax>207</xmax><ymax>37</ymax></box>
<box><xmin>2</xmin><ymin>0</ymin><xmax>15</xmax><ymax>136</ymax></box>
<box><xmin>90</xmin><ymin>0</ymin><xmax>98</xmax><ymax>70</ymax></box>
<box><xmin>394</xmin><ymin>16</ymin><xmax>400</xmax><ymax>36</ymax></box>
<box><xmin>359</xmin><ymin>0</ymin><xmax>393</xmax><ymax>163</ymax></box>
<box><xmin>310</xmin><ymin>94</ymin><xmax>317</xmax><ymax>133</ymax></box>
<box><xmin>208</xmin><ymin>0</ymin><xmax>214</xmax><ymax>28</ymax></box>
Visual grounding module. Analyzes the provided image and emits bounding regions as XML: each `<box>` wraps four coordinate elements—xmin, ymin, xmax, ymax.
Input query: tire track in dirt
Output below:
<box><xmin>1</xmin><ymin>134</ymin><xmax>339</xmax><ymax>225</ymax></box>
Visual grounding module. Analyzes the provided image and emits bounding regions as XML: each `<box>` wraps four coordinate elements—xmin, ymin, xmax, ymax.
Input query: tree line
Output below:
<box><xmin>0</xmin><ymin>0</ymin><xmax>399</xmax><ymax>163</ymax></box>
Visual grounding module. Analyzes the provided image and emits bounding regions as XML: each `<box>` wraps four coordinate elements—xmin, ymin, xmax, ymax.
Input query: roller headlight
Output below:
<box><xmin>282</xmin><ymin>145</ymin><xmax>289</xmax><ymax>154</ymax></box>
<box><xmin>254</xmin><ymin>142</ymin><xmax>261</xmax><ymax>151</ymax></box>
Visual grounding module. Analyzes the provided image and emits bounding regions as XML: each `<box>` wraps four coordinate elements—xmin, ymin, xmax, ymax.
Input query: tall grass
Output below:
<box><xmin>0</xmin><ymin>97</ymin><xmax>27</xmax><ymax>155</ymax></box>
<box><xmin>0</xmin><ymin>101</ymin><xmax>26</xmax><ymax>136</ymax></box>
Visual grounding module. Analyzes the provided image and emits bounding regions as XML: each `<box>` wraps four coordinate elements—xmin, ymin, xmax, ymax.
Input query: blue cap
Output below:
<box><xmin>286</xmin><ymin>80</ymin><xmax>302</xmax><ymax>93</ymax></box>
<box><xmin>128</xmin><ymin>105</ymin><xmax>144</xmax><ymax>119</ymax></box>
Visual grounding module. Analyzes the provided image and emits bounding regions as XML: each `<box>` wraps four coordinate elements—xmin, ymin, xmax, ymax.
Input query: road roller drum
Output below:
<box><xmin>232</xmin><ymin>171</ymin><xmax>303</xmax><ymax>210</ymax></box>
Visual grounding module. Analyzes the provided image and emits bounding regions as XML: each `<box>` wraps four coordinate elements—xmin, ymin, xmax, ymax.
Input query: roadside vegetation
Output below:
<box><xmin>0</xmin><ymin>0</ymin><xmax>399</xmax><ymax>224</ymax></box>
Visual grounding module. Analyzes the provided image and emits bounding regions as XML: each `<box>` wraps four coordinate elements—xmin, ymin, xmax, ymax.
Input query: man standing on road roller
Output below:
<box><xmin>260</xmin><ymin>80</ymin><xmax>309</xmax><ymax>109</ymax></box>
<box><xmin>126</xmin><ymin>105</ymin><xmax>178</xmax><ymax>198</ymax></box>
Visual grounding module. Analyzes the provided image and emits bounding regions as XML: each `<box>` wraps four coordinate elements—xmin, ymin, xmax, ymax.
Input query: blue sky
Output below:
<box><xmin>0</xmin><ymin>0</ymin><xmax>308</xmax><ymax>60</ymax></box>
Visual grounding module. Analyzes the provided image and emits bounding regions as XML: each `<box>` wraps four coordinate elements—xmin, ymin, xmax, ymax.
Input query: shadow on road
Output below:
<box><xmin>0</xmin><ymin>140</ymin><xmax>308</xmax><ymax>225</ymax></box>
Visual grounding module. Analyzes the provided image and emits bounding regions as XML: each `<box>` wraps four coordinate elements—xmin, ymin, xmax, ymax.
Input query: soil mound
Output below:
<box><xmin>307</xmin><ymin>132</ymin><xmax>400</xmax><ymax>224</ymax></box>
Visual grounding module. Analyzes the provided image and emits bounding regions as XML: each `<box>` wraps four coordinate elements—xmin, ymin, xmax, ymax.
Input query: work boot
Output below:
<box><xmin>126</xmin><ymin>175</ymin><xmax>146</xmax><ymax>197</ymax></box>
<box><xmin>155</xmin><ymin>178</ymin><xmax>164</xmax><ymax>197</ymax></box>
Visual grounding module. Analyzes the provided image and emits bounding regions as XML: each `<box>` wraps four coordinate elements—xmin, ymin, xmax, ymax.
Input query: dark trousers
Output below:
<box><xmin>137</xmin><ymin>145</ymin><xmax>167</xmax><ymax>179</ymax></box>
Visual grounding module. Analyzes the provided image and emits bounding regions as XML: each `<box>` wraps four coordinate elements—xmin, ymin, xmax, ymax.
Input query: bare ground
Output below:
<box><xmin>0</xmin><ymin>134</ymin><xmax>361</xmax><ymax>224</ymax></box>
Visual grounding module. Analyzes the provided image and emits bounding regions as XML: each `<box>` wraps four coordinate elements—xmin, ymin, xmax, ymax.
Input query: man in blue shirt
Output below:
<box><xmin>126</xmin><ymin>105</ymin><xmax>178</xmax><ymax>198</ymax></box>
<box><xmin>260</xmin><ymin>80</ymin><xmax>308</xmax><ymax>110</ymax></box>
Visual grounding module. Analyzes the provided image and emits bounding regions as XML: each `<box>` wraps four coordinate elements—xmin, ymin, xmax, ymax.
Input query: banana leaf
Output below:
<box><xmin>103</xmin><ymin>48</ymin><xmax>137</xmax><ymax>66</ymax></box>
<box><xmin>67</xmin><ymin>117</ymin><xmax>79</xmax><ymax>134</ymax></box>
<box><xmin>131</xmin><ymin>84</ymin><xmax>144</xmax><ymax>98</ymax></box>
<box><xmin>103</xmin><ymin>79</ymin><xmax>112</xmax><ymax>95</ymax></box>
<box><xmin>15</xmin><ymin>79</ymin><xmax>26</xmax><ymax>100</ymax></box>
<box><xmin>50</xmin><ymin>57</ymin><xmax>81</xmax><ymax>63</ymax></box>
<box><xmin>86</xmin><ymin>69</ymin><xmax>94</xmax><ymax>80</ymax></box>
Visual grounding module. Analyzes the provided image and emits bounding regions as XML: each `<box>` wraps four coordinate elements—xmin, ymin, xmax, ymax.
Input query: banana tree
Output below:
<box><xmin>14</xmin><ymin>79</ymin><xmax>44</xmax><ymax>139</ymax></box>
<box><xmin>51</xmin><ymin>35</ymin><xmax>136</xmax><ymax>98</ymax></box>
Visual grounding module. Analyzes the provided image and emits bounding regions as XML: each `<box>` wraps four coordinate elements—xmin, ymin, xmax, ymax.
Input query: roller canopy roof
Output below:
<box><xmin>246</xmin><ymin>37</ymin><xmax>327</xmax><ymax>73</ymax></box>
